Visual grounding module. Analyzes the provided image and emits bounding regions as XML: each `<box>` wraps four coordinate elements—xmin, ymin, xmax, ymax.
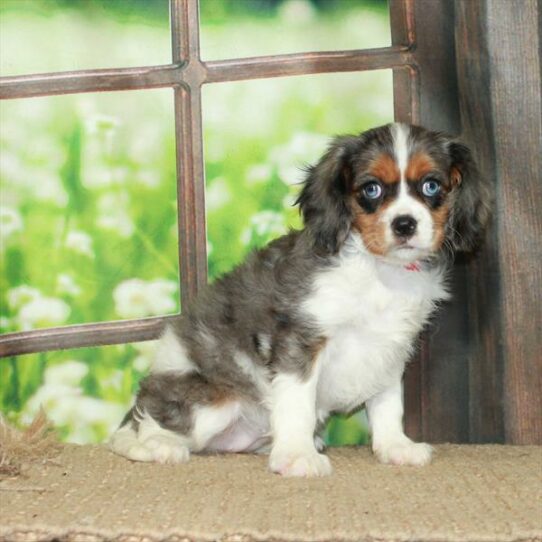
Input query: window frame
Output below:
<box><xmin>0</xmin><ymin>0</ymin><xmax>417</xmax><ymax>357</ymax></box>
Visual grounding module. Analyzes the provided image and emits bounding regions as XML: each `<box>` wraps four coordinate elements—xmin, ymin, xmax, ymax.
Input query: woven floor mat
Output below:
<box><xmin>0</xmin><ymin>444</ymin><xmax>541</xmax><ymax>542</ymax></box>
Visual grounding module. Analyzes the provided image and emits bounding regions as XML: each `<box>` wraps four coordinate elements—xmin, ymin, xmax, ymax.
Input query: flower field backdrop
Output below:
<box><xmin>0</xmin><ymin>0</ymin><xmax>392</xmax><ymax>445</ymax></box>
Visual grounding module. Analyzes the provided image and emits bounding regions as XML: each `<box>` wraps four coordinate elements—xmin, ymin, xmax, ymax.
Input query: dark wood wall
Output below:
<box><xmin>397</xmin><ymin>0</ymin><xmax>542</xmax><ymax>445</ymax></box>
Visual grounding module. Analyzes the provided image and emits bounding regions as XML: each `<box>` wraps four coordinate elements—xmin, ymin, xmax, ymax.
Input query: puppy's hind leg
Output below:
<box><xmin>110</xmin><ymin>372</ymin><xmax>243</xmax><ymax>464</ymax></box>
<box><xmin>109</xmin><ymin>409</ymin><xmax>147</xmax><ymax>461</ymax></box>
<box><xmin>109</xmin><ymin>406</ymin><xmax>190</xmax><ymax>464</ymax></box>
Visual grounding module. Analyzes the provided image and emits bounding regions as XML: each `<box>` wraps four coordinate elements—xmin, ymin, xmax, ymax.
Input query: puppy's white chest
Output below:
<box><xmin>303</xmin><ymin>253</ymin><xmax>447</xmax><ymax>414</ymax></box>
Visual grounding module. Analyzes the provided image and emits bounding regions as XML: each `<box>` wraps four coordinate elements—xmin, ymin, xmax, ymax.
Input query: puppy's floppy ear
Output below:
<box><xmin>296</xmin><ymin>137</ymin><xmax>357</xmax><ymax>255</ymax></box>
<box><xmin>447</xmin><ymin>141</ymin><xmax>492</xmax><ymax>252</ymax></box>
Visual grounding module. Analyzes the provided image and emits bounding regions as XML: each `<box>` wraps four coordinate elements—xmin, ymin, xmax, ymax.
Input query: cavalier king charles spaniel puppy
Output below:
<box><xmin>110</xmin><ymin>123</ymin><xmax>490</xmax><ymax>476</ymax></box>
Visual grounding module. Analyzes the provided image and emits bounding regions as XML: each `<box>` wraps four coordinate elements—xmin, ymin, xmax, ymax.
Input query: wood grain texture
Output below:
<box><xmin>487</xmin><ymin>0</ymin><xmax>542</xmax><ymax>444</ymax></box>
<box><xmin>454</xmin><ymin>0</ymin><xmax>506</xmax><ymax>444</ymax></box>
<box><xmin>0</xmin><ymin>317</ymin><xmax>175</xmax><ymax>357</ymax></box>
<box><xmin>455</xmin><ymin>0</ymin><xmax>542</xmax><ymax>444</ymax></box>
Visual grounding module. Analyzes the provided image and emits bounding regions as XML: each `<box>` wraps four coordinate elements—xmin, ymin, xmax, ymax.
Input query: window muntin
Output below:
<box><xmin>0</xmin><ymin>0</ymin><xmax>414</xmax><ymax>356</ymax></box>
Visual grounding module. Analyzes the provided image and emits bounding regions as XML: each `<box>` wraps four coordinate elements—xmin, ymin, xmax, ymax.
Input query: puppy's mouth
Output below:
<box><xmin>388</xmin><ymin>241</ymin><xmax>432</xmax><ymax>262</ymax></box>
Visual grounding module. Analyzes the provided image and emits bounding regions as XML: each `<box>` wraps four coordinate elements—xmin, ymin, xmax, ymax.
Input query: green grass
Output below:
<box><xmin>0</xmin><ymin>1</ymin><xmax>392</xmax><ymax>445</ymax></box>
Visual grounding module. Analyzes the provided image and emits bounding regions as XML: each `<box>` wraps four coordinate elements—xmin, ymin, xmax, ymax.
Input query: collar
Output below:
<box><xmin>404</xmin><ymin>261</ymin><xmax>422</xmax><ymax>272</ymax></box>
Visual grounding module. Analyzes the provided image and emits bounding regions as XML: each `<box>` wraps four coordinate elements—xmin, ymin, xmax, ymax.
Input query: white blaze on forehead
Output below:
<box><xmin>391</xmin><ymin>123</ymin><xmax>410</xmax><ymax>183</ymax></box>
<box><xmin>384</xmin><ymin>124</ymin><xmax>434</xmax><ymax>252</ymax></box>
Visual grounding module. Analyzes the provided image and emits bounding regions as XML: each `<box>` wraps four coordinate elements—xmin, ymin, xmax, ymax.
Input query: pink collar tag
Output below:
<box><xmin>404</xmin><ymin>262</ymin><xmax>422</xmax><ymax>272</ymax></box>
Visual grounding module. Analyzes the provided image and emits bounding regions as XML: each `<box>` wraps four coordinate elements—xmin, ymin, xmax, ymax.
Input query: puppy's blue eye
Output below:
<box><xmin>422</xmin><ymin>179</ymin><xmax>441</xmax><ymax>197</ymax></box>
<box><xmin>363</xmin><ymin>182</ymin><xmax>382</xmax><ymax>200</ymax></box>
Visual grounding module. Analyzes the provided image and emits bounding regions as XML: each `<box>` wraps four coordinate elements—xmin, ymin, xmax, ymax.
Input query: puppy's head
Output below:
<box><xmin>297</xmin><ymin>123</ymin><xmax>491</xmax><ymax>262</ymax></box>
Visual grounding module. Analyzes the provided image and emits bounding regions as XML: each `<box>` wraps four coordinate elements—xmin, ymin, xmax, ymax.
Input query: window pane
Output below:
<box><xmin>203</xmin><ymin>70</ymin><xmax>393</xmax><ymax>278</ymax></box>
<box><xmin>0</xmin><ymin>0</ymin><xmax>170</xmax><ymax>76</ymax></box>
<box><xmin>200</xmin><ymin>0</ymin><xmax>390</xmax><ymax>61</ymax></box>
<box><xmin>0</xmin><ymin>89</ymin><xmax>179</xmax><ymax>332</ymax></box>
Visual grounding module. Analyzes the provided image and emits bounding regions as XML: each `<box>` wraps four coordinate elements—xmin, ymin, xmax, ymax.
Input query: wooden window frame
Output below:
<box><xmin>0</xmin><ymin>0</ymin><xmax>473</xmax><ymax>443</ymax></box>
<box><xmin>0</xmin><ymin>0</ymin><xmax>426</xmax><ymax>357</ymax></box>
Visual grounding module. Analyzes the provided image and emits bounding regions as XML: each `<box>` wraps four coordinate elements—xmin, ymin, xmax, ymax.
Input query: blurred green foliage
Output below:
<box><xmin>0</xmin><ymin>0</ymin><xmax>391</xmax><ymax>445</ymax></box>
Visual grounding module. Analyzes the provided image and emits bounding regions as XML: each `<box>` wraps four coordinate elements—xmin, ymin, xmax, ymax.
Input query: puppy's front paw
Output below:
<box><xmin>373</xmin><ymin>439</ymin><xmax>433</xmax><ymax>466</ymax></box>
<box><xmin>269</xmin><ymin>449</ymin><xmax>332</xmax><ymax>477</ymax></box>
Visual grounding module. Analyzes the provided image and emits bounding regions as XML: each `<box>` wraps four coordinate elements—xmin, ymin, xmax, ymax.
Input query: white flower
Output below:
<box><xmin>0</xmin><ymin>206</ymin><xmax>23</xmax><ymax>243</ymax></box>
<box><xmin>31</xmin><ymin>169</ymin><xmax>68</xmax><ymax>206</ymax></box>
<box><xmin>96</xmin><ymin>192</ymin><xmax>134</xmax><ymax>238</ymax></box>
<box><xmin>97</xmin><ymin>212</ymin><xmax>134</xmax><ymax>238</ymax></box>
<box><xmin>278</xmin><ymin>164</ymin><xmax>302</xmax><ymax>186</ymax></box>
<box><xmin>65</xmin><ymin>230</ymin><xmax>94</xmax><ymax>258</ymax></box>
<box><xmin>279</xmin><ymin>0</ymin><xmax>317</xmax><ymax>24</ymax></box>
<box><xmin>113</xmin><ymin>279</ymin><xmax>147</xmax><ymax>319</ymax></box>
<box><xmin>206</xmin><ymin>177</ymin><xmax>231</xmax><ymax>211</ymax></box>
<box><xmin>17</xmin><ymin>296</ymin><xmax>71</xmax><ymax>330</ymax></box>
<box><xmin>146</xmin><ymin>279</ymin><xmax>178</xmax><ymax>315</ymax></box>
<box><xmin>57</xmin><ymin>273</ymin><xmax>82</xmax><ymax>297</ymax></box>
<box><xmin>7</xmin><ymin>285</ymin><xmax>41</xmax><ymax>310</ymax></box>
<box><xmin>45</xmin><ymin>360</ymin><xmax>88</xmax><ymax>387</ymax></box>
<box><xmin>113</xmin><ymin>278</ymin><xmax>178</xmax><ymax>319</ymax></box>
<box><xmin>132</xmin><ymin>340</ymin><xmax>158</xmax><ymax>372</ymax></box>
<box><xmin>0</xmin><ymin>317</ymin><xmax>11</xmax><ymax>331</ymax></box>
<box><xmin>21</xmin><ymin>359</ymin><xmax>126</xmax><ymax>444</ymax></box>
<box><xmin>240</xmin><ymin>211</ymin><xmax>287</xmax><ymax>245</ymax></box>
<box><xmin>136</xmin><ymin>169</ymin><xmax>160</xmax><ymax>188</ymax></box>
<box><xmin>246</xmin><ymin>164</ymin><xmax>272</xmax><ymax>185</ymax></box>
<box><xmin>20</xmin><ymin>361</ymin><xmax>88</xmax><ymax>424</ymax></box>
<box><xmin>270</xmin><ymin>132</ymin><xmax>329</xmax><ymax>186</ymax></box>
<box><xmin>23</xmin><ymin>387</ymin><xmax>125</xmax><ymax>444</ymax></box>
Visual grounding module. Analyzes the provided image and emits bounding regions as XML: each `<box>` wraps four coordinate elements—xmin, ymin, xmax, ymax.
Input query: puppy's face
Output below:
<box><xmin>297</xmin><ymin>123</ymin><xmax>490</xmax><ymax>261</ymax></box>
<box><xmin>351</xmin><ymin>124</ymin><xmax>461</xmax><ymax>262</ymax></box>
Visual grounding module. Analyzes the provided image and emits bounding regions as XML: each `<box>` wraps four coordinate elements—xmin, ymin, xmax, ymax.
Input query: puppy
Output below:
<box><xmin>110</xmin><ymin>123</ymin><xmax>490</xmax><ymax>476</ymax></box>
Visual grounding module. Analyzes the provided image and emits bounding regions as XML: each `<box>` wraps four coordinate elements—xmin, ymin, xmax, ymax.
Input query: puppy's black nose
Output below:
<box><xmin>392</xmin><ymin>215</ymin><xmax>417</xmax><ymax>238</ymax></box>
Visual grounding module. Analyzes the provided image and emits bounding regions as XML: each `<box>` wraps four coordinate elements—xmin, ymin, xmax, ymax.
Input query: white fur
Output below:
<box><xmin>302</xmin><ymin>233</ymin><xmax>447</xmax><ymax>464</ymax></box>
<box><xmin>268</xmin><ymin>368</ymin><xmax>332</xmax><ymax>477</ymax></box>
<box><xmin>392</xmin><ymin>122</ymin><xmax>409</xmax><ymax>179</ymax></box>
<box><xmin>367</xmin><ymin>380</ymin><xmax>433</xmax><ymax>466</ymax></box>
<box><xmin>206</xmin><ymin>403</ymin><xmax>271</xmax><ymax>453</ymax></box>
<box><xmin>109</xmin><ymin>411</ymin><xmax>190</xmax><ymax>464</ymax></box>
<box><xmin>111</xmin><ymin>232</ymin><xmax>448</xmax><ymax>474</ymax></box>
<box><xmin>191</xmin><ymin>401</ymin><xmax>242</xmax><ymax>451</ymax></box>
<box><xmin>234</xmin><ymin>350</ymin><xmax>270</xmax><ymax>396</ymax></box>
<box><xmin>385</xmin><ymin>123</ymin><xmax>435</xmax><ymax>260</ymax></box>
<box><xmin>151</xmin><ymin>327</ymin><xmax>196</xmax><ymax>375</ymax></box>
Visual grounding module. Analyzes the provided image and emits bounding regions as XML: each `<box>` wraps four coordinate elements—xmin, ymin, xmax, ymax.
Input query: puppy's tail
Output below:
<box><xmin>108</xmin><ymin>408</ymin><xmax>153</xmax><ymax>462</ymax></box>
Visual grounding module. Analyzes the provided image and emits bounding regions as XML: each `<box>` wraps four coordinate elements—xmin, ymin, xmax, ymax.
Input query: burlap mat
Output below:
<box><xmin>0</xmin><ymin>444</ymin><xmax>540</xmax><ymax>542</ymax></box>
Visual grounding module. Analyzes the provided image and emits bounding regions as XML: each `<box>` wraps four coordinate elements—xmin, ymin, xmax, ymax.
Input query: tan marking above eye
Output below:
<box><xmin>406</xmin><ymin>153</ymin><xmax>437</xmax><ymax>181</ymax></box>
<box><xmin>450</xmin><ymin>166</ymin><xmax>462</xmax><ymax>187</ymax></box>
<box><xmin>367</xmin><ymin>153</ymin><xmax>400</xmax><ymax>184</ymax></box>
